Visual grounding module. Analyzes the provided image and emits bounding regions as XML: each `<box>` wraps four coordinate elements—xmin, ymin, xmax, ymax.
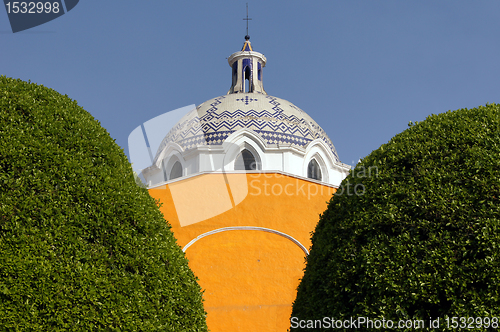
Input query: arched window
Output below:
<box><xmin>244</xmin><ymin>66</ymin><xmax>251</xmax><ymax>92</ymax></box>
<box><xmin>169</xmin><ymin>161</ymin><xmax>182</xmax><ymax>180</ymax></box>
<box><xmin>235</xmin><ymin>149</ymin><xmax>258</xmax><ymax>170</ymax></box>
<box><xmin>307</xmin><ymin>159</ymin><xmax>322</xmax><ymax>181</ymax></box>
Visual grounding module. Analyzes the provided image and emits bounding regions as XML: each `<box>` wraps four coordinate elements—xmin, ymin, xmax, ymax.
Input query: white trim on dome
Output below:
<box><xmin>162</xmin><ymin>152</ymin><xmax>185</xmax><ymax>181</ymax></box>
<box><xmin>304</xmin><ymin>139</ymin><xmax>339</xmax><ymax>167</ymax></box>
<box><xmin>148</xmin><ymin>170</ymin><xmax>341</xmax><ymax>189</ymax></box>
<box><xmin>138</xmin><ymin>95</ymin><xmax>351</xmax><ymax>187</ymax></box>
<box><xmin>140</xmin><ymin>135</ymin><xmax>350</xmax><ymax>187</ymax></box>
<box><xmin>303</xmin><ymin>139</ymin><xmax>338</xmax><ymax>183</ymax></box>
<box><xmin>223</xmin><ymin>129</ymin><xmax>266</xmax><ymax>171</ymax></box>
<box><xmin>228</xmin><ymin>51</ymin><xmax>267</xmax><ymax>68</ymax></box>
<box><xmin>141</xmin><ymin>142</ymin><xmax>186</xmax><ymax>185</ymax></box>
<box><xmin>155</xmin><ymin>142</ymin><xmax>185</xmax><ymax>167</ymax></box>
<box><xmin>223</xmin><ymin>128</ymin><xmax>268</xmax><ymax>151</ymax></box>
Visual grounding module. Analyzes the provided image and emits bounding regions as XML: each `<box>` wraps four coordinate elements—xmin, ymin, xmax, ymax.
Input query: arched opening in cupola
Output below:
<box><xmin>235</xmin><ymin>149</ymin><xmax>258</xmax><ymax>170</ymax></box>
<box><xmin>244</xmin><ymin>65</ymin><xmax>251</xmax><ymax>93</ymax></box>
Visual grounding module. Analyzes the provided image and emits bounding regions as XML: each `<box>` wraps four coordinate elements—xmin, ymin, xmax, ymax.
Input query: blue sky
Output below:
<box><xmin>2</xmin><ymin>1</ymin><xmax>499</xmax><ymax>168</ymax></box>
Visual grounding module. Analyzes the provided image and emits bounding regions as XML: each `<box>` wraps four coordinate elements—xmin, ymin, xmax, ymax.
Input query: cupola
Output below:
<box><xmin>227</xmin><ymin>36</ymin><xmax>267</xmax><ymax>94</ymax></box>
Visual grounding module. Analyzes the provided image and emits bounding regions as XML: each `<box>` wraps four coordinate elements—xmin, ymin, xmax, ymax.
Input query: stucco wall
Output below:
<box><xmin>149</xmin><ymin>172</ymin><xmax>337</xmax><ymax>332</ymax></box>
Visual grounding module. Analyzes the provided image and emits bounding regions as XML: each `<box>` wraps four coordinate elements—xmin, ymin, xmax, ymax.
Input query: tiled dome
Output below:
<box><xmin>138</xmin><ymin>36</ymin><xmax>350</xmax><ymax>188</ymax></box>
<box><xmin>155</xmin><ymin>93</ymin><xmax>339</xmax><ymax>162</ymax></box>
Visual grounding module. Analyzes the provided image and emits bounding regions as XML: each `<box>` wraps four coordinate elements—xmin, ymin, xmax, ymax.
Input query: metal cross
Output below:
<box><xmin>243</xmin><ymin>3</ymin><xmax>252</xmax><ymax>37</ymax></box>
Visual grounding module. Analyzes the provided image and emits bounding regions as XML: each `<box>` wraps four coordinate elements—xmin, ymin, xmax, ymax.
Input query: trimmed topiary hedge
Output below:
<box><xmin>0</xmin><ymin>76</ymin><xmax>207</xmax><ymax>331</ymax></box>
<box><xmin>291</xmin><ymin>104</ymin><xmax>500</xmax><ymax>331</ymax></box>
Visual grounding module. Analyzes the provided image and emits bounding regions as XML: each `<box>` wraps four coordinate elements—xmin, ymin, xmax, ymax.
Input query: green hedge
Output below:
<box><xmin>291</xmin><ymin>104</ymin><xmax>500</xmax><ymax>331</ymax></box>
<box><xmin>0</xmin><ymin>76</ymin><xmax>207</xmax><ymax>331</ymax></box>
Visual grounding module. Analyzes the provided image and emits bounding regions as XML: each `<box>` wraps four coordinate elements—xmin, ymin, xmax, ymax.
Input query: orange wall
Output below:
<box><xmin>149</xmin><ymin>173</ymin><xmax>336</xmax><ymax>332</ymax></box>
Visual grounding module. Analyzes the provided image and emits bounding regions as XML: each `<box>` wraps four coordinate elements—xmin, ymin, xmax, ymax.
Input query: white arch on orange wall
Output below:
<box><xmin>182</xmin><ymin>226</ymin><xmax>309</xmax><ymax>256</ymax></box>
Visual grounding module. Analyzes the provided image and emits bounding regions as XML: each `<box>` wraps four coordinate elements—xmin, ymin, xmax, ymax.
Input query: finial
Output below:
<box><xmin>243</xmin><ymin>3</ymin><xmax>252</xmax><ymax>40</ymax></box>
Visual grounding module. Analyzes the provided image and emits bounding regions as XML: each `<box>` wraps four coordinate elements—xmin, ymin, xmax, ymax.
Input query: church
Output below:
<box><xmin>142</xmin><ymin>35</ymin><xmax>350</xmax><ymax>331</ymax></box>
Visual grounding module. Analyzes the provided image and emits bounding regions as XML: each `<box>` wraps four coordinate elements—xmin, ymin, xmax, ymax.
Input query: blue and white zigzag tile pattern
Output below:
<box><xmin>156</xmin><ymin>94</ymin><xmax>339</xmax><ymax>162</ymax></box>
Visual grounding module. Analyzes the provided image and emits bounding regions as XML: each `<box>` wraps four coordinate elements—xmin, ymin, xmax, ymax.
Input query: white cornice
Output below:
<box><xmin>228</xmin><ymin>51</ymin><xmax>267</xmax><ymax>67</ymax></box>
<box><xmin>147</xmin><ymin>170</ymin><xmax>342</xmax><ymax>189</ymax></box>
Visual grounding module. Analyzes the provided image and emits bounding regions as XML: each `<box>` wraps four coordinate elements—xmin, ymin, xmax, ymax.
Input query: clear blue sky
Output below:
<box><xmin>2</xmin><ymin>1</ymin><xmax>499</xmax><ymax>168</ymax></box>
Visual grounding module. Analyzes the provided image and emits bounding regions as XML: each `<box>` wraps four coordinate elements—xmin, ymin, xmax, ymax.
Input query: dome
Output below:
<box><xmin>155</xmin><ymin>93</ymin><xmax>339</xmax><ymax>163</ymax></box>
<box><xmin>136</xmin><ymin>37</ymin><xmax>350</xmax><ymax>187</ymax></box>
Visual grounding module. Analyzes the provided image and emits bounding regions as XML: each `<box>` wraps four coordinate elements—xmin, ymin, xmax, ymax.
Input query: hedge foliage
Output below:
<box><xmin>0</xmin><ymin>76</ymin><xmax>207</xmax><ymax>331</ymax></box>
<box><xmin>291</xmin><ymin>104</ymin><xmax>500</xmax><ymax>331</ymax></box>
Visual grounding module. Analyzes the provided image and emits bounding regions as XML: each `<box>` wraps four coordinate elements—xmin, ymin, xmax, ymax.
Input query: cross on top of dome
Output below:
<box><xmin>241</xmin><ymin>4</ymin><xmax>253</xmax><ymax>51</ymax></box>
<box><xmin>243</xmin><ymin>3</ymin><xmax>252</xmax><ymax>40</ymax></box>
<box><xmin>227</xmin><ymin>25</ymin><xmax>266</xmax><ymax>94</ymax></box>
